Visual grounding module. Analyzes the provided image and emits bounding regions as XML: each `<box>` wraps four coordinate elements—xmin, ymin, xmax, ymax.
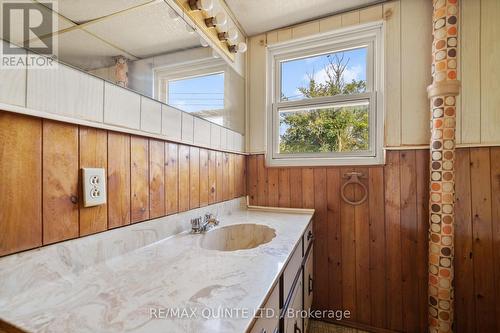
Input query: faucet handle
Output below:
<box><xmin>204</xmin><ymin>212</ymin><xmax>219</xmax><ymax>225</ymax></box>
<box><xmin>191</xmin><ymin>217</ymin><xmax>202</xmax><ymax>231</ymax></box>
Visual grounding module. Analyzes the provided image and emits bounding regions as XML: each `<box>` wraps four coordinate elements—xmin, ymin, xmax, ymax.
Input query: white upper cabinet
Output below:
<box><xmin>161</xmin><ymin>104</ymin><xmax>182</xmax><ymax>141</ymax></box>
<box><xmin>181</xmin><ymin>113</ymin><xmax>194</xmax><ymax>143</ymax></box>
<box><xmin>27</xmin><ymin>61</ymin><xmax>104</xmax><ymax>122</ymax></box>
<box><xmin>220</xmin><ymin>127</ymin><xmax>228</xmax><ymax>150</ymax></box>
<box><xmin>194</xmin><ymin>117</ymin><xmax>211</xmax><ymax>148</ymax></box>
<box><xmin>103</xmin><ymin>82</ymin><xmax>141</xmax><ymax>129</ymax></box>
<box><xmin>210</xmin><ymin>124</ymin><xmax>221</xmax><ymax>149</ymax></box>
<box><xmin>140</xmin><ymin>97</ymin><xmax>162</xmax><ymax>134</ymax></box>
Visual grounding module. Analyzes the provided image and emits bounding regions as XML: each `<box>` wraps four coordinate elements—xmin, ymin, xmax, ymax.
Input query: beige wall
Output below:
<box><xmin>246</xmin><ymin>0</ymin><xmax>500</xmax><ymax>153</ymax></box>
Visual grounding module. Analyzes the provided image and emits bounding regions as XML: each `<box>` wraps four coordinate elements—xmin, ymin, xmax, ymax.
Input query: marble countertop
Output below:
<box><xmin>0</xmin><ymin>200</ymin><xmax>313</xmax><ymax>333</ymax></box>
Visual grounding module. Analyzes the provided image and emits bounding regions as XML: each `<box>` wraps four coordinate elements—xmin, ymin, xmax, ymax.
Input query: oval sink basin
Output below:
<box><xmin>200</xmin><ymin>224</ymin><xmax>276</xmax><ymax>251</ymax></box>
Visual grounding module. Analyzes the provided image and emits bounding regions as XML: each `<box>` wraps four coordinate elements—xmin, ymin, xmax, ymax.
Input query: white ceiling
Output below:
<box><xmin>53</xmin><ymin>29</ymin><xmax>138</xmax><ymax>70</ymax></box>
<box><xmin>224</xmin><ymin>0</ymin><xmax>384</xmax><ymax>36</ymax></box>
<box><xmin>83</xmin><ymin>2</ymin><xmax>200</xmax><ymax>58</ymax></box>
<box><xmin>55</xmin><ymin>0</ymin><xmax>152</xmax><ymax>23</ymax></box>
<box><xmin>19</xmin><ymin>0</ymin><xmax>203</xmax><ymax>70</ymax></box>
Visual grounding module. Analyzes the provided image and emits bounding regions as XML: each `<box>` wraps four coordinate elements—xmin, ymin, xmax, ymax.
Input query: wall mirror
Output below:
<box><xmin>9</xmin><ymin>0</ymin><xmax>246</xmax><ymax>134</ymax></box>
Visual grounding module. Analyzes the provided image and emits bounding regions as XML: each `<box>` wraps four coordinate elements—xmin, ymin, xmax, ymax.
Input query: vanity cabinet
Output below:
<box><xmin>249</xmin><ymin>219</ymin><xmax>313</xmax><ymax>333</ymax></box>
<box><xmin>284</xmin><ymin>274</ymin><xmax>303</xmax><ymax>333</ymax></box>
<box><xmin>283</xmin><ymin>239</ymin><xmax>303</xmax><ymax>299</ymax></box>
<box><xmin>281</xmin><ymin>220</ymin><xmax>314</xmax><ymax>333</ymax></box>
<box><xmin>303</xmin><ymin>222</ymin><xmax>313</xmax><ymax>251</ymax></box>
<box><xmin>250</xmin><ymin>282</ymin><xmax>279</xmax><ymax>333</ymax></box>
<box><xmin>303</xmin><ymin>245</ymin><xmax>314</xmax><ymax>333</ymax></box>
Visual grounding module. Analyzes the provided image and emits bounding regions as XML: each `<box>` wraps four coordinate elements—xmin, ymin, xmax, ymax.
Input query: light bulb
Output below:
<box><xmin>229</xmin><ymin>42</ymin><xmax>247</xmax><ymax>54</ymax></box>
<box><xmin>199</xmin><ymin>0</ymin><xmax>214</xmax><ymax>11</ymax></box>
<box><xmin>218</xmin><ymin>27</ymin><xmax>238</xmax><ymax>42</ymax></box>
<box><xmin>237</xmin><ymin>42</ymin><xmax>247</xmax><ymax>53</ymax></box>
<box><xmin>200</xmin><ymin>37</ymin><xmax>209</xmax><ymax>47</ymax></box>
<box><xmin>215</xmin><ymin>12</ymin><xmax>227</xmax><ymax>26</ymax></box>
<box><xmin>227</xmin><ymin>28</ymin><xmax>238</xmax><ymax>42</ymax></box>
<box><xmin>205</xmin><ymin>11</ymin><xmax>227</xmax><ymax>28</ymax></box>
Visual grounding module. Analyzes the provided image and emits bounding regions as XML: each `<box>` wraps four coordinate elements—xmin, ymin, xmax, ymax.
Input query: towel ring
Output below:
<box><xmin>341</xmin><ymin>172</ymin><xmax>368</xmax><ymax>206</ymax></box>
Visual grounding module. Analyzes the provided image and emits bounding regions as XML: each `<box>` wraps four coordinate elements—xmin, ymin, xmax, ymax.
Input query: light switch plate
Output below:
<box><xmin>82</xmin><ymin>168</ymin><xmax>106</xmax><ymax>207</ymax></box>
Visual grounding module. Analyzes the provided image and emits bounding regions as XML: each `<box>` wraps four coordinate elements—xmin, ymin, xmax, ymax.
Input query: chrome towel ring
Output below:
<box><xmin>341</xmin><ymin>171</ymin><xmax>368</xmax><ymax>206</ymax></box>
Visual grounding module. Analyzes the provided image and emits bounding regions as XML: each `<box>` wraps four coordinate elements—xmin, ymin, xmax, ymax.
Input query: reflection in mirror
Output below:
<box><xmin>15</xmin><ymin>0</ymin><xmax>245</xmax><ymax>134</ymax></box>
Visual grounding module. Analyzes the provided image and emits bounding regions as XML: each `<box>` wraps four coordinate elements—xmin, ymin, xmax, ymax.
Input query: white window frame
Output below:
<box><xmin>154</xmin><ymin>58</ymin><xmax>226</xmax><ymax>110</ymax></box>
<box><xmin>266</xmin><ymin>21</ymin><xmax>384</xmax><ymax>167</ymax></box>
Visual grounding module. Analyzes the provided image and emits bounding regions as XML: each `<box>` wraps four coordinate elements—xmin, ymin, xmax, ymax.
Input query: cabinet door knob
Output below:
<box><xmin>308</xmin><ymin>274</ymin><xmax>313</xmax><ymax>295</ymax></box>
<box><xmin>307</xmin><ymin>230</ymin><xmax>313</xmax><ymax>241</ymax></box>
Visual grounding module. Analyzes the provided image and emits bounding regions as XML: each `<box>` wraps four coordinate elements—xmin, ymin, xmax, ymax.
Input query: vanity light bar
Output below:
<box><xmin>185</xmin><ymin>0</ymin><xmax>247</xmax><ymax>54</ymax></box>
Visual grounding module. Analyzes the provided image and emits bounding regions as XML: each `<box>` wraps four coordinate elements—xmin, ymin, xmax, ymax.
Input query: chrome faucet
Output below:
<box><xmin>191</xmin><ymin>213</ymin><xmax>219</xmax><ymax>233</ymax></box>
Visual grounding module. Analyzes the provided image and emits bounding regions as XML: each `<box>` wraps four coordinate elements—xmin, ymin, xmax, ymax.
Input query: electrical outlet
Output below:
<box><xmin>82</xmin><ymin>168</ymin><xmax>106</xmax><ymax>207</ymax></box>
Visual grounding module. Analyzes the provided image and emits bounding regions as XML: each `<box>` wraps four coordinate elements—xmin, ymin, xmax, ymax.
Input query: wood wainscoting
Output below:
<box><xmin>247</xmin><ymin>149</ymin><xmax>500</xmax><ymax>333</ymax></box>
<box><xmin>0</xmin><ymin>111</ymin><xmax>246</xmax><ymax>257</ymax></box>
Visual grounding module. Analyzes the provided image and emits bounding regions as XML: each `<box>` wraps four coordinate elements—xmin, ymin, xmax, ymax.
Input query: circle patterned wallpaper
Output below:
<box><xmin>428</xmin><ymin>1</ymin><xmax>459</xmax><ymax>333</ymax></box>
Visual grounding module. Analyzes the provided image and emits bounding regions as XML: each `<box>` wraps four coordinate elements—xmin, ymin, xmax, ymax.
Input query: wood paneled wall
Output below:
<box><xmin>247</xmin><ymin>0</ymin><xmax>500</xmax><ymax>153</ymax></box>
<box><xmin>0</xmin><ymin>112</ymin><xmax>246</xmax><ymax>257</ymax></box>
<box><xmin>247</xmin><ymin>149</ymin><xmax>500</xmax><ymax>333</ymax></box>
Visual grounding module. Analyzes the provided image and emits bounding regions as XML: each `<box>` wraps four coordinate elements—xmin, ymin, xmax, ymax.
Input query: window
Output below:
<box><xmin>267</xmin><ymin>22</ymin><xmax>384</xmax><ymax>166</ymax></box>
<box><xmin>155</xmin><ymin>59</ymin><xmax>227</xmax><ymax>126</ymax></box>
<box><xmin>167</xmin><ymin>72</ymin><xmax>224</xmax><ymax>115</ymax></box>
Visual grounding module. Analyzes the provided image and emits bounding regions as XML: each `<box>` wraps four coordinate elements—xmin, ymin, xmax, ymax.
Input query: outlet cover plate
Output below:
<box><xmin>82</xmin><ymin>168</ymin><xmax>106</xmax><ymax>207</ymax></box>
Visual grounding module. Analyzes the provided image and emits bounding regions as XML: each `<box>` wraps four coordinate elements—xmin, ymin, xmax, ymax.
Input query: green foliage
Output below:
<box><xmin>279</xmin><ymin>54</ymin><xmax>369</xmax><ymax>154</ymax></box>
<box><xmin>280</xmin><ymin>107</ymin><xmax>368</xmax><ymax>153</ymax></box>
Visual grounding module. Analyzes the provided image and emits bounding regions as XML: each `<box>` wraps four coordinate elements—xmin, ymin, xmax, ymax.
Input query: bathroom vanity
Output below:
<box><xmin>248</xmin><ymin>209</ymin><xmax>314</xmax><ymax>333</ymax></box>
<box><xmin>0</xmin><ymin>199</ymin><xmax>314</xmax><ymax>333</ymax></box>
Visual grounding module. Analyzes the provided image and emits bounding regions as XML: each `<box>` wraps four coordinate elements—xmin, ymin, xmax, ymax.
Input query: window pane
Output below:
<box><xmin>168</xmin><ymin>72</ymin><xmax>224</xmax><ymax>115</ymax></box>
<box><xmin>279</xmin><ymin>101</ymin><xmax>369</xmax><ymax>154</ymax></box>
<box><xmin>280</xmin><ymin>47</ymin><xmax>367</xmax><ymax>101</ymax></box>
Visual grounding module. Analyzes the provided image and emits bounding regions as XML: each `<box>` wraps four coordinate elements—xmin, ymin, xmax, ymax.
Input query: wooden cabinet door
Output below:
<box><xmin>250</xmin><ymin>284</ymin><xmax>279</xmax><ymax>333</ymax></box>
<box><xmin>284</xmin><ymin>273</ymin><xmax>303</xmax><ymax>333</ymax></box>
<box><xmin>283</xmin><ymin>240</ymin><xmax>303</xmax><ymax>299</ymax></box>
<box><xmin>304</xmin><ymin>245</ymin><xmax>314</xmax><ymax>333</ymax></box>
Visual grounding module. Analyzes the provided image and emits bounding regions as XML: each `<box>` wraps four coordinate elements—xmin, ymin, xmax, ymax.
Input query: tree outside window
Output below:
<box><xmin>279</xmin><ymin>52</ymin><xmax>369</xmax><ymax>154</ymax></box>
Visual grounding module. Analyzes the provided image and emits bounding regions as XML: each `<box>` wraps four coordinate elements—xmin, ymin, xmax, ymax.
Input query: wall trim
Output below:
<box><xmin>0</xmin><ymin>103</ymin><xmax>248</xmax><ymax>155</ymax></box>
<box><xmin>385</xmin><ymin>143</ymin><xmax>500</xmax><ymax>150</ymax></box>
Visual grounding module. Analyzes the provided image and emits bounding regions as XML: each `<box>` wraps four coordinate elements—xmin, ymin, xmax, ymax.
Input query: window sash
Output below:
<box><xmin>274</xmin><ymin>39</ymin><xmax>374</xmax><ymax>105</ymax></box>
<box><xmin>272</xmin><ymin>92</ymin><xmax>376</xmax><ymax>159</ymax></box>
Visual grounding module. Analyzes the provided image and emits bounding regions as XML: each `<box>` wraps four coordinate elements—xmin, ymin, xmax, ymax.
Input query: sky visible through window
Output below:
<box><xmin>168</xmin><ymin>72</ymin><xmax>224</xmax><ymax>113</ymax></box>
<box><xmin>280</xmin><ymin>47</ymin><xmax>367</xmax><ymax>101</ymax></box>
